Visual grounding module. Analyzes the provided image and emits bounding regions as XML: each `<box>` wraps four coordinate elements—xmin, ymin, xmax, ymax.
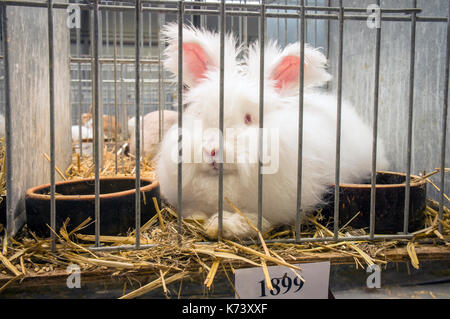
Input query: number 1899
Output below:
<box><xmin>258</xmin><ymin>274</ymin><xmax>304</xmax><ymax>297</ymax></box>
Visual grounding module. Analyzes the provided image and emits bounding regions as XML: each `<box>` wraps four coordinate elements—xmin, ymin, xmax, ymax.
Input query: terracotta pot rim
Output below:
<box><xmin>334</xmin><ymin>171</ymin><xmax>426</xmax><ymax>189</ymax></box>
<box><xmin>26</xmin><ymin>176</ymin><xmax>159</xmax><ymax>201</ymax></box>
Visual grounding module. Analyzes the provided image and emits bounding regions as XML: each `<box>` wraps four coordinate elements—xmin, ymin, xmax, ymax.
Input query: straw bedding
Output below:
<box><xmin>0</xmin><ymin>143</ymin><xmax>448</xmax><ymax>298</ymax></box>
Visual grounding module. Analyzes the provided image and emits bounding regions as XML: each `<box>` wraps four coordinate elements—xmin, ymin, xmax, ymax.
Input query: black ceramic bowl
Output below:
<box><xmin>320</xmin><ymin>171</ymin><xmax>427</xmax><ymax>233</ymax></box>
<box><xmin>26</xmin><ymin>177</ymin><xmax>160</xmax><ymax>237</ymax></box>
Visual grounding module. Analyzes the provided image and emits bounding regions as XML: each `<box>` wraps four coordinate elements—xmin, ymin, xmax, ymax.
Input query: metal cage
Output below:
<box><xmin>0</xmin><ymin>0</ymin><xmax>449</xmax><ymax>252</ymax></box>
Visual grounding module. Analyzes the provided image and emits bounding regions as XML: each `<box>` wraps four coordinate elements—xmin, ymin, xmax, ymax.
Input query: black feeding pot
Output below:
<box><xmin>320</xmin><ymin>171</ymin><xmax>427</xmax><ymax>233</ymax></box>
<box><xmin>25</xmin><ymin>177</ymin><xmax>160</xmax><ymax>237</ymax></box>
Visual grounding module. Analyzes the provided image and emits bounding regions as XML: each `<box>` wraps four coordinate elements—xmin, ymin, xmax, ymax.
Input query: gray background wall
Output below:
<box><xmin>327</xmin><ymin>0</ymin><xmax>449</xmax><ymax>201</ymax></box>
<box><xmin>5</xmin><ymin>2</ymin><xmax>72</xmax><ymax>234</ymax></box>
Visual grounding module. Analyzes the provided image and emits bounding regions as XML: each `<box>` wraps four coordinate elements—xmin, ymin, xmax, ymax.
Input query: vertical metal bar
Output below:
<box><xmin>333</xmin><ymin>0</ymin><xmax>343</xmax><ymax>240</ymax></box>
<box><xmin>257</xmin><ymin>0</ymin><xmax>266</xmax><ymax>232</ymax></box>
<box><xmin>218</xmin><ymin>0</ymin><xmax>225</xmax><ymax>241</ymax></box>
<box><xmin>296</xmin><ymin>0</ymin><xmax>299</xmax><ymax>41</ymax></box>
<box><xmin>325</xmin><ymin>0</ymin><xmax>331</xmax><ymax>91</ymax></box>
<box><xmin>284</xmin><ymin>0</ymin><xmax>287</xmax><ymax>46</ymax></box>
<box><xmin>230</xmin><ymin>3</ymin><xmax>234</xmax><ymax>33</ymax></box>
<box><xmin>90</xmin><ymin>8</ymin><xmax>94</xmax><ymax>120</ymax></box>
<box><xmin>98</xmin><ymin>6</ymin><xmax>104</xmax><ymax>165</ymax></box>
<box><xmin>91</xmin><ymin>0</ymin><xmax>100</xmax><ymax>247</ymax></box>
<box><xmin>158</xmin><ymin>14</ymin><xmax>164</xmax><ymax>142</ymax></box>
<box><xmin>135</xmin><ymin>0</ymin><xmax>142</xmax><ymax>249</ymax></box>
<box><xmin>295</xmin><ymin>0</ymin><xmax>305</xmax><ymax>242</ymax></box>
<box><xmin>370</xmin><ymin>0</ymin><xmax>382</xmax><ymax>239</ymax></box>
<box><xmin>149</xmin><ymin>11</ymin><xmax>152</xmax><ymax>97</ymax></box>
<box><xmin>161</xmin><ymin>13</ymin><xmax>165</xmax><ymax>137</ymax></box>
<box><xmin>93</xmin><ymin>0</ymin><xmax>101</xmax><ymax>248</ymax></box>
<box><xmin>304</xmin><ymin>0</ymin><xmax>308</xmax><ymax>43</ymax></box>
<box><xmin>2</xmin><ymin>6</ymin><xmax>13</xmax><ymax>238</ymax></box>
<box><xmin>76</xmin><ymin>0</ymin><xmax>83</xmax><ymax>158</ymax></box>
<box><xmin>439</xmin><ymin>2</ymin><xmax>450</xmax><ymax>234</ymax></box>
<box><xmin>148</xmin><ymin>11</ymin><xmax>152</xmax><ymax>82</ymax></box>
<box><xmin>148</xmin><ymin>15</ymin><xmax>152</xmax><ymax>144</ymax></box>
<box><xmin>243</xmin><ymin>0</ymin><xmax>248</xmax><ymax>48</ymax></box>
<box><xmin>47</xmin><ymin>0</ymin><xmax>56</xmax><ymax>252</ymax></box>
<box><xmin>239</xmin><ymin>0</ymin><xmax>243</xmax><ymax>44</ymax></box>
<box><xmin>113</xmin><ymin>11</ymin><xmax>118</xmax><ymax>174</ymax></box>
<box><xmin>105</xmin><ymin>10</ymin><xmax>109</xmax><ymax>57</ymax></box>
<box><xmin>140</xmin><ymin>10</ymin><xmax>145</xmax><ymax>157</ymax></box>
<box><xmin>105</xmin><ymin>10</ymin><xmax>111</xmax><ymax>141</ymax></box>
<box><xmin>200</xmin><ymin>0</ymin><xmax>205</xmax><ymax>28</ymax></box>
<box><xmin>177</xmin><ymin>0</ymin><xmax>184</xmax><ymax>242</ymax></box>
<box><xmin>276</xmin><ymin>2</ymin><xmax>280</xmax><ymax>43</ymax></box>
<box><xmin>120</xmin><ymin>8</ymin><xmax>126</xmax><ymax>174</ymax></box>
<box><xmin>314</xmin><ymin>0</ymin><xmax>318</xmax><ymax>47</ymax></box>
<box><xmin>326</xmin><ymin>0</ymin><xmax>330</xmax><ymax>60</ymax></box>
<box><xmin>404</xmin><ymin>0</ymin><xmax>417</xmax><ymax>234</ymax></box>
<box><xmin>204</xmin><ymin>0</ymin><xmax>208</xmax><ymax>29</ymax></box>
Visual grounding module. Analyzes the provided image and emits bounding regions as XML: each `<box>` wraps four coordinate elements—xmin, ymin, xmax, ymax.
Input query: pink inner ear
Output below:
<box><xmin>183</xmin><ymin>43</ymin><xmax>210</xmax><ymax>84</ymax></box>
<box><xmin>272</xmin><ymin>56</ymin><xmax>301</xmax><ymax>90</ymax></box>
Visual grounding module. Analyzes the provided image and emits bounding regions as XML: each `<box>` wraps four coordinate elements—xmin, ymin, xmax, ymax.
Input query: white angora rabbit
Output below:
<box><xmin>156</xmin><ymin>24</ymin><xmax>389</xmax><ymax>239</ymax></box>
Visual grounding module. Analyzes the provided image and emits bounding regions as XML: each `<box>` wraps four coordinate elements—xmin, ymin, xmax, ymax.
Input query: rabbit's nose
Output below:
<box><xmin>203</xmin><ymin>147</ymin><xmax>217</xmax><ymax>157</ymax></box>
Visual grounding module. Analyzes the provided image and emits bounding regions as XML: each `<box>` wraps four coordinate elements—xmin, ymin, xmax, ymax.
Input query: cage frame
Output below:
<box><xmin>0</xmin><ymin>0</ymin><xmax>448</xmax><ymax>253</ymax></box>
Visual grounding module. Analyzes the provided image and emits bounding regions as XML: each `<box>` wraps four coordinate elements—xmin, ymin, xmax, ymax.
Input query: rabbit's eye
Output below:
<box><xmin>244</xmin><ymin>113</ymin><xmax>252</xmax><ymax>125</ymax></box>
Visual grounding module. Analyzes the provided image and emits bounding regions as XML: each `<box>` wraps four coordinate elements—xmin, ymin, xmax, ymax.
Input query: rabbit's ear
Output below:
<box><xmin>162</xmin><ymin>23</ymin><xmax>235</xmax><ymax>89</ymax></box>
<box><xmin>271</xmin><ymin>56</ymin><xmax>301</xmax><ymax>91</ymax></box>
<box><xmin>245</xmin><ymin>41</ymin><xmax>331</xmax><ymax>95</ymax></box>
<box><xmin>269</xmin><ymin>43</ymin><xmax>332</xmax><ymax>95</ymax></box>
<box><xmin>181</xmin><ymin>42</ymin><xmax>211</xmax><ymax>85</ymax></box>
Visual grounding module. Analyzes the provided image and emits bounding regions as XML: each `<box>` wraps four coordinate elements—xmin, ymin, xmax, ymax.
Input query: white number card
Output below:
<box><xmin>234</xmin><ymin>261</ymin><xmax>330</xmax><ymax>299</ymax></box>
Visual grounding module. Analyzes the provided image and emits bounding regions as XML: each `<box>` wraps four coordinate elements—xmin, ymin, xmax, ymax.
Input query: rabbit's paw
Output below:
<box><xmin>204</xmin><ymin>211</ymin><xmax>270</xmax><ymax>240</ymax></box>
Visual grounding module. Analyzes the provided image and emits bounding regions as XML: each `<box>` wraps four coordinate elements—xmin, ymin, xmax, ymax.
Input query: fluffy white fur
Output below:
<box><xmin>156</xmin><ymin>26</ymin><xmax>390</xmax><ymax>240</ymax></box>
<box><xmin>71</xmin><ymin>125</ymin><xmax>93</xmax><ymax>140</ymax></box>
<box><xmin>128</xmin><ymin>116</ymin><xmax>143</xmax><ymax>138</ymax></box>
<box><xmin>129</xmin><ymin>110</ymin><xmax>178</xmax><ymax>159</ymax></box>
